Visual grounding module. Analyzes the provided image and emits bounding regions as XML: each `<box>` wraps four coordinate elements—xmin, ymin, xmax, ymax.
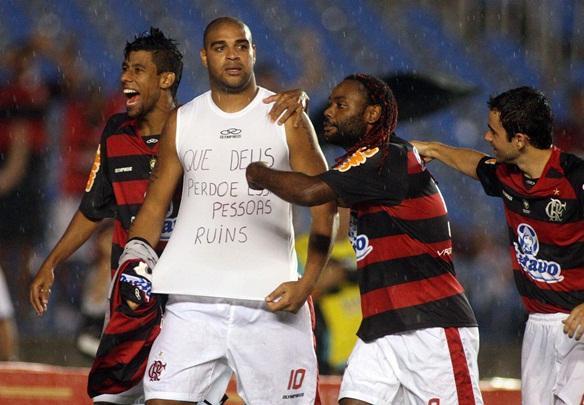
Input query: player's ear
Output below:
<box><xmin>160</xmin><ymin>72</ymin><xmax>176</xmax><ymax>91</ymax></box>
<box><xmin>514</xmin><ymin>132</ymin><xmax>529</xmax><ymax>148</ymax></box>
<box><xmin>200</xmin><ymin>49</ymin><xmax>208</xmax><ymax>68</ymax></box>
<box><xmin>365</xmin><ymin>104</ymin><xmax>382</xmax><ymax>124</ymax></box>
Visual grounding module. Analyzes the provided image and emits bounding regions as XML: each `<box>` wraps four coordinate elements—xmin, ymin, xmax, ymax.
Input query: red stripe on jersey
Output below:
<box><xmin>359</xmin><ymin>193</ymin><xmax>447</xmax><ymax>220</ymax></box>
<box><xmin>497</xmin><ymin>147</ymin><xmax>577</xmax><ymax>199</ymax></box>
<box><xmin>361</xmin><ymin>272</ymin><xmax>464</xmax><ymax>317</ymax></box>
<box><xmin>112</xmin><ymin>180</ymin><xmax>149</xmax><ymax>206</ymax></box>
<box><xmin>445</xmin><ymin>328</ymin><xmax>476</xmax><ymax>405</ymax></box>
<box><xmin>106</xmin><ymin>133</ymin><xmax>156</xmax><ymax>157</ymax></box>
<box><xmin>521</xmin><ymin>296</ymin><xmax>570</xmax><ymax>314</ymax></box>
<box><xmin>360</xmin><ymin>234</ymin><xmax>452</xmax><ymax>268</ymax></box>
<box><xmin>505</xmin><ymin>210</ymin><xmax>584</xmax><ymax>246</ymax></box>
<box><xmin>407</xmin><ymin>150</ymin><xmax>424</xmax><ymax>174</ymax></box>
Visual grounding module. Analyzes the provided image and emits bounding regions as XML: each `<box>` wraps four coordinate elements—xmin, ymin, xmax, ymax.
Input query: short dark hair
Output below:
<box><xmin>203</xmin><ymin>17</ymin><xmax>251</xmax><ymax>48</ymax></box>
<box><xmin>124</xmin><ymin>27</ymin><xmax>183</xmax><ymax>98</ymax></box>
<box><xmin>487</xmin><ymin>86</ymin><xmax>553</xmax><ymax>149</ymax></box>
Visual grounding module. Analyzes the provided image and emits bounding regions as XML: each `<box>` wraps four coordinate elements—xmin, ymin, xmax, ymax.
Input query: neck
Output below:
<box><xmin>138</xmin><ymin>94</ymin><xmax>176</xmax><ymax>136</ymax></box>
<box><xmin>514</xmin><ymin>146</ymin><xmax>553</xmax><ymax>179</ymax></box>
<box><xmin>210</xmin><ymin>79</ymin><xmax>258</xmax><ymax>113</ymax></box>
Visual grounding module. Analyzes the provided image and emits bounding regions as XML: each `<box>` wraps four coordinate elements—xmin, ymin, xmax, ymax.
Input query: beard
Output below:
<box><xmin>323</xmin><ymin>115</ymin><xmax>368</xmax><ymax>149</ymax></box>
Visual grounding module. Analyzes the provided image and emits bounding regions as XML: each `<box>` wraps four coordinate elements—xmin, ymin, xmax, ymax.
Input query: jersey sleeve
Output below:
<box><xmin>476</xmin><ymin>156</ymin><xmax>503</xmax><ymax>197</ymax></box>
<box><xmin>79</xmin><ymin>119</ymin><xmax>116</xmax><ymax>221</ymax></box>
<box><xmin>319</xmin><ymin>144</ymin><xmax>408</xmax><ymax>207</ymax></box>
<box><xmin>565</xmin><ymin>154</ymin><xmax>584</xmax><ymax>211</ymax></box>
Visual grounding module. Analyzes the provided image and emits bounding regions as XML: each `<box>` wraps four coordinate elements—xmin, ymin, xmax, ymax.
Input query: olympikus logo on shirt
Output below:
<box><xmin>219</xmin><ymin>127</ymin><xmax>242</xmax><ymax>139</ymax></box>
<box><xmin>513</xmin><ymin>223</ymin><xmax>564</xmax><ymax>283</ymax></box>
<box><xmin>335</xmin><ymin>147</ymin><xmax>379</xmax><ymax>172</ymax></box>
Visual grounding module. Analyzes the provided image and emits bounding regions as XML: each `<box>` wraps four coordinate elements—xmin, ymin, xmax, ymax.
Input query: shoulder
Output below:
<box><xmin>559</xmin><ymin>152</ymin><xmax>584</xmax><ymax>191</ymax></box>
<box><xmin>559</xmin><ymin>152</ymin><xmax>584</xmax><ymax>175</ymax></box>
<box><xmin>180</xmin><ymin>91</ymin><xmax>209</xmax><ymax>112</ymax></box>
<box><xmin>103</xmin><ymin>112</ymin><xmax>129</xmax><ymax>133</ymax></box>
<box><xmin>98</xmin><ymin>113</ymin><xmax>131</xmax><ymax>144</ymax></box>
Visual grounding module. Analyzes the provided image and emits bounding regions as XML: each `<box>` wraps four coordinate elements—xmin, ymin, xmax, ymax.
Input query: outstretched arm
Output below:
<box><xmin>128</xmin><ymin>110</ymin><xmax>183</xmax><ymax>246</ymax></box>
<box><xmin>30</xmin><ymin>211</ymin><xmax>100</xmax><ymax>315</ymax></box>
<box><xmin>410</xmin><ymin>140</ymin><xmax>487</xmax><ymax>180</ymax></box>
<box><xmin>250</xmin><ymin>112</ymin><xmax>338</xmax><ymax>313</ymax></box>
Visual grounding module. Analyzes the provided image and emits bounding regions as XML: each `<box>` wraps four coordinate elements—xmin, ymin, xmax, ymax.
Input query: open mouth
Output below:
<box><xmin>123</xmin><ymin>89</ymin><xmax>140</xmax><ymax>106</ymax></box>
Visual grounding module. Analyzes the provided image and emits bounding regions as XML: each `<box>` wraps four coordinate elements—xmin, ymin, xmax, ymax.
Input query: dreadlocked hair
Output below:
<box><xmin>336</xmin><ymin>74</ymin><xmax>398</xmax><ymax>170</ymax></box>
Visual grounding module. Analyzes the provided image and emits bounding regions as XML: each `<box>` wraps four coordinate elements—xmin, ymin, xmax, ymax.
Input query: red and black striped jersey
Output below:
<box><xmin>320</xmin><ymin>136</ymin><xmax>477</xmax><ymax>342</ymax></box>
<box><xmin>476</xmin><ymin>147</ymin><xmax>584</xmax><ymax>314</ymax></box>
<box><xmin>79</xmin><ymin>113</ymin><xmax>180</xmax><ymax>273</ymax></box>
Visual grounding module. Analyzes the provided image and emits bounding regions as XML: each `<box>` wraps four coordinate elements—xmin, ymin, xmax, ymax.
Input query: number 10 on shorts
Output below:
<box><xmin>287</xmin><ymin>368</ymin><xmax>306</xmax><ymax>390</ymax></box>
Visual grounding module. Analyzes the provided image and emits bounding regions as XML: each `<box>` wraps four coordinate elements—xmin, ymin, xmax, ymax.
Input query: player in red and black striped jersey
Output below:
<box><xmin>30</xmin><ymin>27</ymin><xmax>185</xmax><ymax>404</ymax></box>
<box><xmin>247</xmin><ymin>74</ymin><xmax>482</xmax><ymax>405</ymax></box>
<box><xmin>80</xmin><ymin>113</ymin><xmax>179</xmax><ymax>274</ymax></box>
<box><xmin>413</xmin><ymin>86</ymin><xmax>584</xmax><ymax>405</ymax></box>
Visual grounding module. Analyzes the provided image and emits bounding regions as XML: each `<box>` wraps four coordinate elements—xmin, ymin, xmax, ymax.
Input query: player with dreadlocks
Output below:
<box><xmin>247</xmin><ymin>74</ymin><xmax>484</xmax><ymax>404</ymax></box>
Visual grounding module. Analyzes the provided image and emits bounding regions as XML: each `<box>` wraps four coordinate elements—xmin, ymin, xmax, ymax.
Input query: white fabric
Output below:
<box><xmin>339</xmin><ymin>327</ymin><xmax>483</xmax><ymax>404</ymax></box>
<box><xmin>521</xmin><ymin>313</ymin><xmax>584</xmax><ymax>405</ymax></box>
<box><xmin>92</xmin><ymin>382</ymin><xmax>144</xmax><ymax>404</ymax></box>
<box><xmin>0</xmin><ymin>266</ymin><xmax>14</xmax><ymax>319</ymax></box>
<box><xmin>143</xmin><ymin>295</ymin><xmax>317</xmax><ymax>404</ymax></box>
<box><xmin>152</xmin><ymin>87</ymin><xmax>298</xmax><ymax>299</ymax></box>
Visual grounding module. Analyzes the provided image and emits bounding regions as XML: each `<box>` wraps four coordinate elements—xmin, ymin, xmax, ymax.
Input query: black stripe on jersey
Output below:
<box><xmin>359</xmin><ymin>254</ymin><xmax>455</xmax><ymax>294</ymax></box>
<box><xmin>108</xmin><ymin>155</ymin><xmax>155</xmax><ymax>182</ymax></box>
<box><xmin>88</xmin><ymin>347</ymin><xmax>150</xmax><ymax>396</ymax></box>
<box><xmin>546</xmin><ymin>167</ymin><xmax>563</xmax><ymax>178</ymax></box>
<box><xmin>96</xmin><ymin>313</ymin><xmax>160</xmax><ymax>357</ymax></box>
<box><xmin>360</xmin><ymin>213</ymin><xmax>451</xmax><ymax>242</ymax></box>
<box><xmin>111</xmin><ymin>243</ymin><xmax>124</xmax><ymax>270</ymax></box>
<box><xmin>514</xmin><ymin>271</ymin><xmax>584</xmax><ymax>311</ymax></box>
<box><xmin>507</xmin><ymin>227</ymin><xmax>584</xmax><ymax>269</ymax></box>
<box><xmin>405</xmin><ymin>171</ymin><xmax>439</xmax><ymax>199</ymax></box>
<box><xmin>501</xmin><ymin>190</ymin><xmax>581</xmax><ymax>223</ymax></box>
<box><xmin>357</xmin><ymin>294</ymin><xmax>477</xmax><ymax>342</ymax></box>
<box><xmin>116</xmin><ymin>203</ymin><xmax>143</xmax><ymax>230</ymax></box>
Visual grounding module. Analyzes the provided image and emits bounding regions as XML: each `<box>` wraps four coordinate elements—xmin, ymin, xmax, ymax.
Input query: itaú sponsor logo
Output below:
<box><xmin>513</xmin><ymin>223</ymin><xmax>563</xmax><ymax>283</ymax></box>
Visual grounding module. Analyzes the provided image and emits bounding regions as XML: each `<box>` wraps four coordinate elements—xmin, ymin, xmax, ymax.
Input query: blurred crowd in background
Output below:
<box><xmin>0</xmin><ymin>0</ymin><xmax>583</xmax><ymax>378</ymax></box>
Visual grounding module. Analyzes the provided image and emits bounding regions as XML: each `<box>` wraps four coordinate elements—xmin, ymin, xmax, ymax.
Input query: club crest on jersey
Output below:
<box><xmin>545</xmin><ymin>198</ymin><xmax>566</xmax><ymax>222</ymax></box>
<box><xmin>335</xmin><ymin>147</ymin><xmax>379</xmax><ymax>173</ymax></box>
<box><xmin>85</xmin><ymin>145</ymin><xmax>101</xmax><ymax>192</ymax></box>
<box><xmin>348</xmin><ymin>219</ymin><xmax>372</xmax><ymax>261</ymax></box>
<box><xmin>513</xmin><ymin>223</ymin><xmax>563</xmax><ymax>283</ymax></box>
<box><xmin>149</xmin><ymin>157</ymin><xmax>157</xmax><ymax>172</ymax></box>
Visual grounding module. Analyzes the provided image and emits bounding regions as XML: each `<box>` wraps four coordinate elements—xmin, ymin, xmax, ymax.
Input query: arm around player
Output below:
<box><xmin>410</xmin><ymin>140</ymin><xmax>487</xmax><ymax>180</ymax></box>
<box><xmin>261</xmin><ymin>112</ymin><xmax>338</xmax><ymax>313</ymax></box>
<box><xmin>127</xmin><ymin>110</ymin><xmax>183</xmax><ymax>245</ymax></box>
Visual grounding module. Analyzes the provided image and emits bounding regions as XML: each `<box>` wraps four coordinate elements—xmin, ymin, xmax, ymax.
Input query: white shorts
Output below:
<box><xmin>521</xmin><ymin>313</ymin><xmax>584</xmax><ymax>405</ymax></box>
<box><xmin>339</xmin><ymin>327</ymin><xmax>483</xmax><ymax>405</ymax></box>
<box><xmin>0</xmin><ymin>267</ymin><xmax>14</xmax><ymax>319</ymax></box>
<box><xmin>144</xmin><ymin>295</ymin><xmax>318</xmax><ymax>404</ymax></box>
<box><xmin>92</xmin><ymin>382</ymin><xmax>143</xmax><ymax>404</ymax></box>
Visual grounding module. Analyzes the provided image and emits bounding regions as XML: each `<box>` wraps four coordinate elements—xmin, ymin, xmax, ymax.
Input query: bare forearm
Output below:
<box><xmin>41</xmin><ymin>211</ymin><xmax>100</xmax><ymax>270</ymax></box>
<box><xmin>247</xmin><ymin>164</ymin><xmax>334</xmax><ymax>206</ymax></box>
<box><xmin>128</xmin><ymin>200</ymin><xmax>168</xmax><ymax>247</ymax></box>
<box><xmin>420</xmin><ymin>142</ymin><xmax>485</xmax><ymax>179</ymax></box>
<box><xmin>302</xmin><ymin>204</ymin><xmax>338</xmax><ymax>288</ymax></box>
